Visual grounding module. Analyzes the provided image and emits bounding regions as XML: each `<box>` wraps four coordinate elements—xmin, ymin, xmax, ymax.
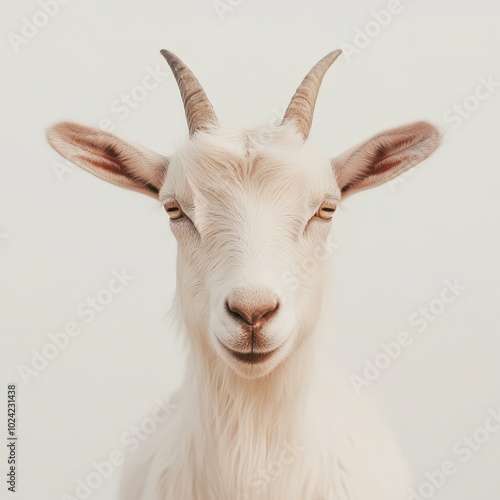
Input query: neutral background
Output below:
<box><xmin>1</xmin><ymin>1</ymin><xmax>499</xmax><ymax>499</ymax></box>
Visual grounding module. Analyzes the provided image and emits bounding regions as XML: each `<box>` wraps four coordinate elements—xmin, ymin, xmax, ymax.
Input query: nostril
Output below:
<box><xmin>252</xmin><ymin>301</ymin><xmax>279</xmax><ymax>324</ymax></box>
<box><xmin>226</xmin><ymin>300</ymin><xmax>253</xmax><ymax>325</ymax></box>
<box><xmin>225</xmin><ymin>299</ymin><xmax>279</xmax><ymax>327</ymax></box>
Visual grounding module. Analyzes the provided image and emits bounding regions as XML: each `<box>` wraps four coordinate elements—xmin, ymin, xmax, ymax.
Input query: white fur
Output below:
<box><xmin>119</xmin><ymin>124</ymin><xmax>412</xmax><ymax>500</ymax></box>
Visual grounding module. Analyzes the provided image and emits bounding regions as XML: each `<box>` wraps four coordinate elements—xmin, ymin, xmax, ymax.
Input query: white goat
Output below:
<box><xmin>47</xmin><ymin>50</ymin><xmax>441</xmax><ymax>500</ymax></box>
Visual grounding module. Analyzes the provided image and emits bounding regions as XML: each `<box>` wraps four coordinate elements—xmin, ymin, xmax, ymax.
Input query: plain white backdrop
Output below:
<box><xmin>1</xmin><ymin>0</ymin><xmax>499</xmax><ymax>499</ymax></box>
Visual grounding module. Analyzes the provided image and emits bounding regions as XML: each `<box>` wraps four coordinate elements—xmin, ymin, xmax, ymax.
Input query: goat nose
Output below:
<box><xmin>226</xmin><ymin>292</ymin><xmax>279</xmax><ymax>327</ymax></box>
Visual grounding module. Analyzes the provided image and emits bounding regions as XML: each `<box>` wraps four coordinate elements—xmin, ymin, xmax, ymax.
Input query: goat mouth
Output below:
<box><xmin>218</xmin><ymin>341</ymin><xmax>279</xmax><ymax>364</ymax></box>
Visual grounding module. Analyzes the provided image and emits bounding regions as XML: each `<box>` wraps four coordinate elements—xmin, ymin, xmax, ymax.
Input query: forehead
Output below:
<box><xmin>159</xmin><ymin>124</ymin><xmax>339</xmax><ymax>207</ymax></box>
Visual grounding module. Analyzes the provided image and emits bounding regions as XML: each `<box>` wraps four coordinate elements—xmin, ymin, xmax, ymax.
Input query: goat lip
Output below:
<box><xmin>218</xmin><ymin>341</ymin><xmax>279</xmax><ymax>364</ymax></box>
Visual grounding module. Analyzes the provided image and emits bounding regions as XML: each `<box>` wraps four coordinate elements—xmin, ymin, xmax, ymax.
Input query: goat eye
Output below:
<box><xmin>316</xmin><ymin>202</ymin><xmax>336</xmax><ymax>220</ymax></box>
<box><xmin>164</xmin><ymin>202</ymin><xmax>184</xmax><ymax>220</ymax></box>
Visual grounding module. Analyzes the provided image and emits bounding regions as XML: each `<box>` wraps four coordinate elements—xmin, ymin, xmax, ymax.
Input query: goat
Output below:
<box><xmin>47</xmin><ymin>49</ymin><xmax>442</xmax><ymax>500</ymax></box>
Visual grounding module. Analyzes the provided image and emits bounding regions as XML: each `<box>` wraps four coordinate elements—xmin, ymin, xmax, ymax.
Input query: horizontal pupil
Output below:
<box><xmin>167</xmin><ymin>207</ymin><xmax>179</xmax><ymax>212</ymax></box>
<box><xmin>322</xmin><ymin>207</ymin><xmax>335</xmax><ymax>212</ymax></box>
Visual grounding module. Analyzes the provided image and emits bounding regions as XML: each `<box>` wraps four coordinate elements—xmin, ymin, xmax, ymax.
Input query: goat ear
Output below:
<box><xmin>46</xmin><ymin>122</ymin><xmax>168</xmax><ymax>199</ymax></box>
<box><xmin>332</xmin><ymin>121</ymin><xmax>442</xmax><ymax>198</ymax></box>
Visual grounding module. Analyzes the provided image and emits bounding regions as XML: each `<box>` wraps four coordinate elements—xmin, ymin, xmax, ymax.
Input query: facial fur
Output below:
<box><xmin>160</xmin><ymin>124</ymin><xmax>340</xmax><ymax>378</ymax></box>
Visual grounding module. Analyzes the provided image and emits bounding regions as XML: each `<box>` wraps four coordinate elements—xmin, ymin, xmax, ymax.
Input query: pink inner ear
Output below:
<box><xmin>70</xmin><ymin>128</ymin><xmax>120</xmax><ymax>157</ymax></box>
<box><xmin>73</xmin><ymin>135</ymin><xmax>124</xmax><ymax>174</ymax></box>
<box><xmin>370</xmin><ymin>135</ymin><xmax>414</xmax><ymax>172</ymax></box>
<box><xmin>79</xmin><ymin>155</ymin><xmax>120</xmax><ymax>173</ymax></box>
<box><xmin>373</xmin><ymin>155</ymin><xmax>402</xmax><ymax>174</ymax></box>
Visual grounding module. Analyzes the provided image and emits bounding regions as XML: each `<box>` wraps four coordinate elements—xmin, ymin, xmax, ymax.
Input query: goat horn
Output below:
<box><xmin>160</xmin><ymin>50</ymin><xmax>219</xmax><ymax>136</ymax></box>
<box><xmin>282</xmin><ymin>50</ymin><xmax>342</xmax><ymax>140</ymax></box>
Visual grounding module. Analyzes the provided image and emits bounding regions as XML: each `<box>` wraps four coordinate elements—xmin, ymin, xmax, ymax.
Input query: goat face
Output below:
<box><xmin>161</xmin><ymin>125</ymin><xmax>338</xmax><ymax>378</ymax></box>
<box><xmin>47</xmin><ymin>50</ymin><xmax>442</xmax><ymax>380</ymax></box>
